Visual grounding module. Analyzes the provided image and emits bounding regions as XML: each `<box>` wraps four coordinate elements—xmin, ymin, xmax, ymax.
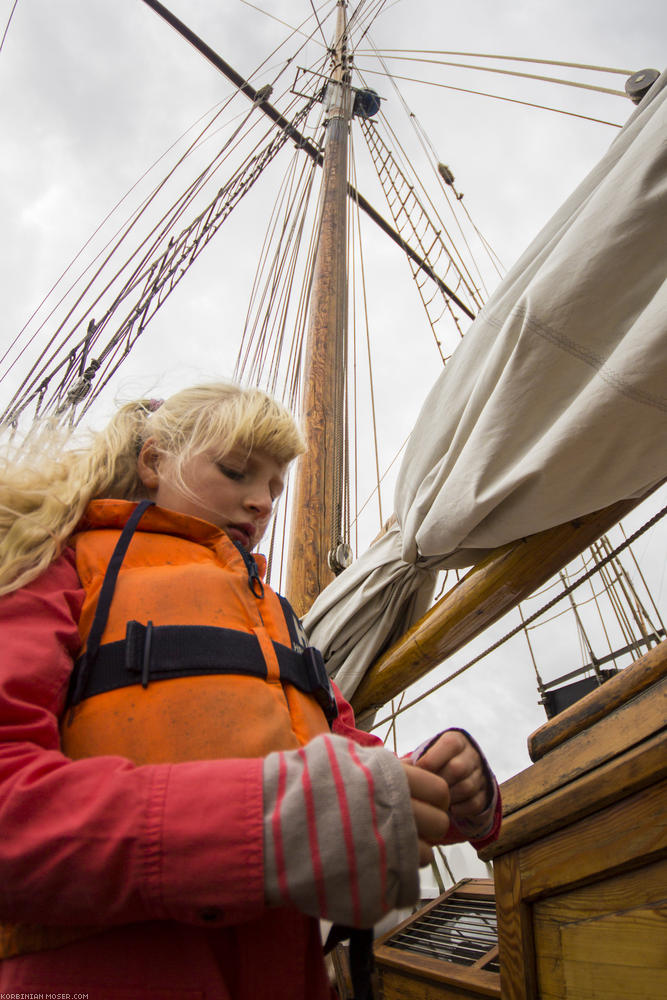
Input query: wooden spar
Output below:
<box><xmin>285</xmin><ymin>2</ymin><xmax>352</xmax><ymax>616</ymax></box>
<box><xmin>351</xmin><ymin>496</ymin><xmax>644</xmax><ymax>721</ymax></box>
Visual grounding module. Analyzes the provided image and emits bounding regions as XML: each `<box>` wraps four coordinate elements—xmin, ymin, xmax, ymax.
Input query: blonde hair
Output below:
<box><xmin>0</xmin><ymin>382</ymin><xmax>305</xmax><ymax>596</ymax></box>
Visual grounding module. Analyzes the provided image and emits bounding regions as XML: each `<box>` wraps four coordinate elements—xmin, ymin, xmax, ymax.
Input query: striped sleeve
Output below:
<box><xmin>263</xmin><ymin>733</ymin><xmax>419</xmax><ymax>928</ymax></box>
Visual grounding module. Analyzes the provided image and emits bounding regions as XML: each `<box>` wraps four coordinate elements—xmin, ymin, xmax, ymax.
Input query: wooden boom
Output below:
<box><xmin>351</xmin><ymin>496</ymin><xmax>643</xmax><ymax>720</ymax></box>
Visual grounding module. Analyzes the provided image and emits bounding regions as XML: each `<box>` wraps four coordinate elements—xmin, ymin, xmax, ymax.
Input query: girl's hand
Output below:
<box><xmin>415</xmin><ymin>730</ymin><xmax>492</xmax><ymax>834</ymax></box>
<box><xmin>400</xmin><ymin>761</ymin><xmax>450</xmax><ymax>865</ymax></box>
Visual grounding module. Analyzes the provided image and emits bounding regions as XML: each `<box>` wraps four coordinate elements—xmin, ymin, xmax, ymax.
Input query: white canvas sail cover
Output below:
<box><xmin>304</xmin><ymin>70</ymin><xmax>667</xmax><ymax>700</ymax></box>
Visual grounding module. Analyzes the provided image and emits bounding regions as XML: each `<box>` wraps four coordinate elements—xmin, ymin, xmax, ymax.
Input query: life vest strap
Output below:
<box><xmin>67</xmin><ymin>622</ymin><xmax>338</xmax><ymax>724</ymax></box>
<box><xmin>69</xmin><ymin>499</ymin><xmax>154</xmax><ymax>712</ymax></box>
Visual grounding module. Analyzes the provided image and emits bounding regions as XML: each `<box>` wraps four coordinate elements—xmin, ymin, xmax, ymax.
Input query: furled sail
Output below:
<box><xmin>304</xmin><ymin>70</ymin><xmax>667</xmax><ymax>700</ymax></box>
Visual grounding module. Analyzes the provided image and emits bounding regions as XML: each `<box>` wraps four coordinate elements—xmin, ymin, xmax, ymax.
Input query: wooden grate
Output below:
<box><xmin>387</xmin><ymin>893</ymin><xmax>498</xmax><ymax>966</ymax></box>
<box><xmin>374</xmin><ymin>879</ymin><xmax>501</xmax><ymax>998</ymax></box>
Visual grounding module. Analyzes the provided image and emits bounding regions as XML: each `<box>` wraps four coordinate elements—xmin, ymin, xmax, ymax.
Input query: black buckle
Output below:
<box><xmin>125</xmin><ymin>620</ymin><xmax>154</xmax><ymax>688</ymax></box>
<box><xmin>303</xmin><ymin>646</ymin><xmax>338</xmax><ymax>724</ymax></box>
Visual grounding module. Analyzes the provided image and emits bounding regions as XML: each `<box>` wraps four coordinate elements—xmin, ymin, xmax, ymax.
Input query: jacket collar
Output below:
<box><xmin>79</xmin><ymin>499</ymin><xmax>268</xmax><ymax>579</ymax></box>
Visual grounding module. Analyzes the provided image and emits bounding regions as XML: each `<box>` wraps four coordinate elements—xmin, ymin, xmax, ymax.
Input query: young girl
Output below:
<box><xmin>0</xmin><ymin>382</ymin><xmax>500</xmax><ymax>999</ymax></box>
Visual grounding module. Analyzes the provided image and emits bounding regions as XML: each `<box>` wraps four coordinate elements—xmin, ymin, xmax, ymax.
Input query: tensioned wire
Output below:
<box><xmin>252</xmin><ymin>0</ymin><xmax>395</xmax><ymax>561</ymax></box>
<box><xmin>4</xmin><ymin>4</ymin><xmax>326</xmax><ymax>372</ymax></box>
<box><xmin>348</xmin><ymin>126</ymin><xmax>384</xmax><ymax>537</ymax></box>
<box><xmin>250</xmin><ymin>149</ymin><xmax>321</xmax><ymax>585</ymax></box>
<box><xmin>343</xmin><ymin>75</ymin><xmax>489</xmax><ymax>519</ymax></box>
<box><xmin>349</xmin><ymin>436</ymin><xmax>408</xmax><ymax>536</ymax></box>
<box><xmin>356</xmin><ymin>100</ymin><xmax>483</xmax><ymax>318</ymax></box>
<box><xmin>587</xmin><ymin>550</ymin><xmax>638</xmax><ymax>649</ymax></box>
<box><xmin>345</xmin><ymin>10</ymin><xmax>499</xmax><ymax>539</ymax></box>
<box><xmin>407</xmin><ymin>110</ymin><xmax>505</xmax><ymax>285</ymax></box>
<box><xmin>2</xmin><ymin>5</ymin><xmax>628</xmax><ymax>418</ymax></box>
<box><xmin>235</xmin><ymin>121</ymin><xmax>323</xmax><ymax>387</ymax></box>
<box><xmin>308</xmin><ymin>0</ymin><xmax>332</xmax><ymax>48</ymax></box>
<box><xmin>590</xmin><ymin>535</ymin><xmax>663</xmax><ymax>648</ymax></box>
<box><xmin>247</xmin><ymin>1</ymin><xmax>396</xmax><ymax>575</ymax></box>
<box><xmin>239</xmin><ymin>0</ymin><xmax>334</xmax><ymax>47</ymax></box>
<box><xmin>243</xmin><ymin>0</ymin><xmax>423</xmax><ymax>563</ymax></box>
<box><xmin>353</xmin><ymin>118</ymin><xmax>473</xmax><ymax>353</ymax></box>
<box><xmin>0</xmin><ymin>94</ymin><xmax>246</xmax><ymax>386</ymax></box>
<box><xmin>618</xmin><ymin>521</ymin><xmax>666</xmax><ymax>628</ymax></box>
<box><xmin>244</xmin><ymin>1</ymin><xmax>664</xmax><ymax>728</ymax></box>
<box><xmin>233</xmin><ymin>119</ymin><xmax>326</xmax><ymax>584</ymax></box>
<box><xmin>558</xmin><ymin>569</ymin><xmax>604</xmax><ymax>671</ymax></box>
<box><xmin>347</xmin><ymin>0</ymin><xmax>393</xmax><ymax>47</ymax></box>
<box><xmin>600</xmin><ymin>528</ymin><xmax>664</xmax><ymax>631</ymax></box>
<box><xmin>0</xmin><ymin>0</ymin><xmax>19</xmax><ymax>56</ymax></box>
<box><xmin>519</xmin><ymin>580</ymin><xmax>645</xmax><ymax>630</ymax></box>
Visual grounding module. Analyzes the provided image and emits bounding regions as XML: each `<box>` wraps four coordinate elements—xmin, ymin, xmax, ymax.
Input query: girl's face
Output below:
<box><xmin>137</xmin><ymin>441</ymin><xmax>287</xmax><ymax>549</ymax></box>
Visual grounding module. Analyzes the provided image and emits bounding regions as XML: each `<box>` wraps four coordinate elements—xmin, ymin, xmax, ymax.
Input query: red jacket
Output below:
<box><xmin>0</xmin><ymin>504</ymin><xmax>499</xmax><ymax>998</ymax></box>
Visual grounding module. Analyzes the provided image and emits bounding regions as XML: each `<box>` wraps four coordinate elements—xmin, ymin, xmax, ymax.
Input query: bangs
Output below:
<box><xmin>157</xmin><ymin>383</ymin><xmax>305</xmax><ymax>467</ymax></box>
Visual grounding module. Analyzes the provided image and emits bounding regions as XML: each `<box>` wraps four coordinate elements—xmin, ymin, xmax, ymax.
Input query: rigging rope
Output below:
<box><xmin>619</xmin><ymin>521</ymin><xmax>666</xmax><ymax>630</ymax></box>
<box><xmin>355</xmin><ymin>54</ymin><xmax>627</xmax><ymax>97</ymax></box>
<box><xmin>579</xmin><ymin>557</ymin><xmax>617</xmax><ymax>657</ymax></box>
<box><xmin>349</xmin><ymin>130</ymin><xmax>384</xmax><ymax>532</ymax></box>
<box><xmin>356</xmin><ymin>67</ymin><xmax>624</xmax><ymax>128</ymax></box>
<box><xmin>2</xmin><ymin>94</ymin><xmax>321</xmax><ymax>429</ymax></box>
<box><xmin>371</xmin><ymin>500</ymin><xmax>667</xmax><ymax>730</ymax></box>
<box><xmin>234</xmin><ymin>107</ymin><xmax>324</xmax><ymax>390</ymax></box>
<box><xmin>0</xmin><ymin>95</ymin><xmax>260</xmax><ymax>395</ymax></box>
<box><xmin>238</xmin><ymin>0</ymin><xmax>332</xmax><ymax>47</ymax></box>
<box><xmin>3</xmin><ymin>0</ymin><xmax>337</xmax><ymax>428</ymax></box>
<box><xmin>522</xmin><ymin>582</ymin><xmax>639</xmax><ymax>629</ymax></box>
<box><xmin>0</xmin><ymin>0</ymin><xmax>18</xmax><ymax>55</ymax></box>
<box><xmin>407</xmin><ymin>112</ymin><xmax>493</xmax><ymax>297</ymax></box>
<box><xmin>349</xmin><ymin>434</ymin><xmax>409</xmax><ymax>532</ymax></box>
<box><xmin>0</xmin><ymin>98</ymin><xmax>237</xmax><ymax>379</ymax></box>
<box><xmin>358</xmin><ymin>50</ymin><xmax>634</xmax><ymax>77</ymax></box>
<box><xmin>6</xmin><ymin>99</ymin><xmax>251</xmax><ymax>387</ymax></box>
<box><xmin>347</xmin><ymin>0</ymin><xmax>391</xmax><ymax>48</ymax></box>
<box><xmin>518</xmin><ymin>603</ymin><xmax>546</xmax><ymax>689</ymax></box>
<box><xmin>308</xmin><ymin>0</ymin><xmax>330</xmax><ymax>48</ymax></box>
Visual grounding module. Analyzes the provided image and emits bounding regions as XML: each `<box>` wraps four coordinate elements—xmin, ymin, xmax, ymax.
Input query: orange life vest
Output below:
<box><xmin>62</xmin><ymin>498</ymin><xmax>335</xmax><ymax>763</ymax></box>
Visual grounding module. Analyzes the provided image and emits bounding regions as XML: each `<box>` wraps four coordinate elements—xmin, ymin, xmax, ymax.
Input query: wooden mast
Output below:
<box><xmin>285</xmin><ymin>1</ymin><xmax>352</xmax><ymax>616</ymax></box>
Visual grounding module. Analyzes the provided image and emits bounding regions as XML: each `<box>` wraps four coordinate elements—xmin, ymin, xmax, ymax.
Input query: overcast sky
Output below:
<box><xmin>1</xmin><ymin>0</ymin><xmax>666</xmax><ymax>881</ymax></box>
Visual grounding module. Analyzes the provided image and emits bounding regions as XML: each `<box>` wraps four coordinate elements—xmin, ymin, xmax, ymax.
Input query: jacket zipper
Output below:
<box><xmin>232</xmin><ymin>540</ymin><xmax>265</xmax><ymax>599</ymax></box>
